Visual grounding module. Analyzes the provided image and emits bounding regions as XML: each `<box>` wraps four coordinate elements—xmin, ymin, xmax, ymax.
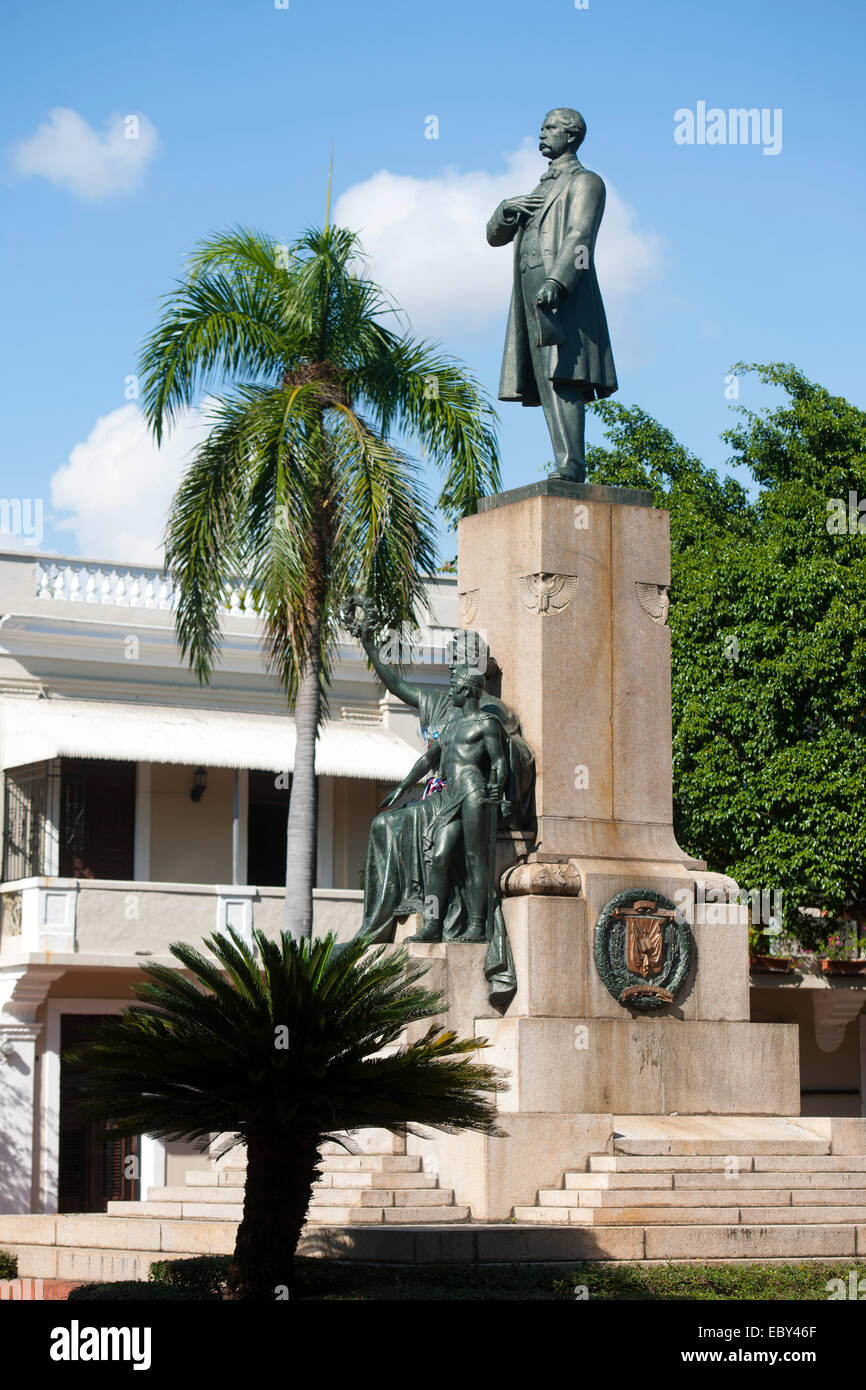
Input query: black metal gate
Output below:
<box><xmin>1</xmin><ymin>761</ymin><xmax>59</xmax><ymax>882</ymax></box>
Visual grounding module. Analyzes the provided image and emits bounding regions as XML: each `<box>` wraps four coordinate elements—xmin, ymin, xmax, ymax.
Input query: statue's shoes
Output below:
<box><xmin>461</xmin><ymin>920</ymin><xmax>488</xmax><ymax>943</ymax></box>
<box><xmin>404</xmin><ymin>923</ymin><xmax>442</xmax><ymax>943</ymax></box>
<box><xmin>548</xmin><ymin>468</ymin><xmax>583</xmax><ymax>482</ymax></box>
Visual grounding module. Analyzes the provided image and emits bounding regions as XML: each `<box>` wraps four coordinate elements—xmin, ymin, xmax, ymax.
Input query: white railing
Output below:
<box><xmin>34</xmin><ymin>560</ymin><xmax>255</xmax><ymax>615</ymax></box>
<box><xmin>32</xmin><ymin>562</ymin><xmax>455</xmax><ymax>661</ymax></box>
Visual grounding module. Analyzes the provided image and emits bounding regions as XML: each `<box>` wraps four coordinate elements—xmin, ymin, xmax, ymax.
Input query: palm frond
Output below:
<box><xmin>65</xmin><ymin>930</ymin><xmax>504</xmax><ymax>1143</ymax></box>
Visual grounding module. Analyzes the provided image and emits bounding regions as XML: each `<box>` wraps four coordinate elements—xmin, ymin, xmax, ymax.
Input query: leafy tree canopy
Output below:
<box><xmin>587</xmin><ymin>364</ymin><xmax>866</xmax><ymax>945</ymax></box>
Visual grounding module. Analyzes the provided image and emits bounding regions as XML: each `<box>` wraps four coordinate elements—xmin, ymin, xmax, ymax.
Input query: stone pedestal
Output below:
<box><xmin>459</xmin><ymin>480</ymin><xmax>683</xmax><ymax>865</ymax></box>
<box><xmin>398</xmin><ymin>482</ymin><xmax>803</xmax><ymax>1220</ymax></box>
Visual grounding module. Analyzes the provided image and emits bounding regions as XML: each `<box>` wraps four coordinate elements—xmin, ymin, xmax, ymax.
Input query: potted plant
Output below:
<box><xmin>748</xmin><ymin>922</ymin><xmax>795</xmax><ymax>972</ymax></box>
<box><xmin>819</xmin><ymin>928</ymin><xmax>866</xmax><ymax>976</ymax></box>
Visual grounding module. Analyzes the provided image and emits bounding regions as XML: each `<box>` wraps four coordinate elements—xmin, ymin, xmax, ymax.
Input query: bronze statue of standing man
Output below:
<box><xmin>487</xmin><ymin>108</ymin><xmax>618</xmax><ymax>482</ymax></box>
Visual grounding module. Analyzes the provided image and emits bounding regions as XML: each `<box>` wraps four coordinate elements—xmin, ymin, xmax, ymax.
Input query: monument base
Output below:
<box><xmin>394</xmin><ymin>872</ymin><xmax>800</xmax><ymax>1220</ymax></box>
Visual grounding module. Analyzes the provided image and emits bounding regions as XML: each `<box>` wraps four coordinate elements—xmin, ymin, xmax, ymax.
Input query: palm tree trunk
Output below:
<box><xmin>224</xmin><ymin>1124</ymin><xmax>321</xmax><ymax>1300</ymax></box>
<box><xmin>284</xmin><ymin>642</ymin><xmax>321</xmax><ymax>939</ymax></box>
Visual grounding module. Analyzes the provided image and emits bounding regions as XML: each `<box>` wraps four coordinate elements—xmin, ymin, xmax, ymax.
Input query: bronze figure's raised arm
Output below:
<box><xmin>339</xmin><ymin>597</ymin><xmax>536</xmax><ymax>1006</ymax></box>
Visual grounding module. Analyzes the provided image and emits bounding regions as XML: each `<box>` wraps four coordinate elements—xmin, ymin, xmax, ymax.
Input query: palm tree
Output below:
<box><xmin>139</xmin><ymin>224</ymin><xmax>500</xmax><ymax>939</ymax></box>
<box><xmin>67</xmin><ymin>929</ymin><xmax>501</xmax><ymax>1301</ymax></box>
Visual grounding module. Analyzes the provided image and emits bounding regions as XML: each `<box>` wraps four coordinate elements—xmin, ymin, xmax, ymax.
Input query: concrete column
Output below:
<box><xmin>139</xmin><ymin>1135</ymin><xmax>166</xmax><ymax>1200</ymax></box>
<box><xmin>860</xmin><ymin>1015</ymin><xmax>866</xmax><ymax>1118</ymax></box>
<box><xmin>231</xmin><ymin>769</ymin><xmax>249</xmax><ymax>885</ymax></box>
<box><xmin>0</xmin><ymin>966</ymin><xmax>63</xmax><ymax>1214</ymax></box>
<box><xmin>134</xmin><ymin>762</ymin><xmax>151</xmax><ymax>881</ymax></box>
<box><xmin>0</xmin><ymin>1021</ymin><xmax>41</xmax><ymax>1213</ymax></box>
<box><xmin>316</xmin><ymin>775</ymin><xmax>334</xmax><ymax>889</ymax></box>
<box><xmin>44</xmin><ymin>758</ymin><xmax>61</xmax><ymax>875</ymax></box>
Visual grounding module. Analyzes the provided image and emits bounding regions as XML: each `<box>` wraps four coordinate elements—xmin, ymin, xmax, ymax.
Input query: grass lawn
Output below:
<box><xmin>264</xmin><ymin>1258</ymin><xmax>866</xmax><ymax>1300</ymax></box>
<box><xmin>61</xmin><ymin>1256</ymin><xmax>866</xmax><ymax>1300</ymax></box>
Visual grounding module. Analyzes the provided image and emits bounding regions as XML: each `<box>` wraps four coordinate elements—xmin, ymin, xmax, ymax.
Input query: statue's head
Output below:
<box><xmin>449</xmin><ymin>669</ymin><xmax>484</xmax><ymax>708</ymax></box>
<box><xmin>540</xmin><ymin>108</ymin><xmax>586</xmax><ymax>159</ymax></box>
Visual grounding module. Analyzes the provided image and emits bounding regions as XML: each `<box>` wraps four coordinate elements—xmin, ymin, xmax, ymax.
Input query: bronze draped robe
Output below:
<box><xmin>356</xmin><ymin>687</ymin><xmax>535</xmax><ymax>1006</ymax></box>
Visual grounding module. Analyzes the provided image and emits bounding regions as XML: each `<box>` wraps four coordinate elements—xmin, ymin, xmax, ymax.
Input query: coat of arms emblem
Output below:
<box><xmin>594</xmin><ymin>888</ymin><xmax>693</xmax><ymax>1011</ymax></box>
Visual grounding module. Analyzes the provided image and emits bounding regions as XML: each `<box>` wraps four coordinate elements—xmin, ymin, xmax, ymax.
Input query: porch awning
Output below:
<box><xmin>0</xmin><ymin>696</ymin><xmax>419</xmax><ymax>781</ymax></box>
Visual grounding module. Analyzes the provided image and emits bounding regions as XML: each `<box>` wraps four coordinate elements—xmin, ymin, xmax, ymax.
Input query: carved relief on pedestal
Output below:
<box><xmin>635</xmin><ymin>582</ymin><xmax>670</xmax><ymax>625</ymax></box>
<box><xmin>518</xmin><ymin>572</ymin><xmax>578</xmax><ymax>615</ymax></box>
<box><xmin>500</xmin><ymin>859</ymin><xmax>582</xmax><ymax>897</ymax></box>
<box><xmin>594</xmin><ymin>888</ymin><xmax>693</xmax><ymax>1011</ymax></box>
<box><xmin>459</xmin><ymin>589</ymin><xmax>480</xmax><ymax>626</ymax></box>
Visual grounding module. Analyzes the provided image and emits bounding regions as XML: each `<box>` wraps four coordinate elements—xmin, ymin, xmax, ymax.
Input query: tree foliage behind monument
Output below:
<box><xmin>586</xmin><ymin>363</ymin><xmax>866</xmax><ymax>945</ymax></box>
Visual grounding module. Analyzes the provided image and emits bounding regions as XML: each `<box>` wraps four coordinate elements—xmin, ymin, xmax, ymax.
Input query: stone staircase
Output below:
<box><xmin>512</xmin><ymin>1117</ymin><xmax>866</xmax><ymax>1261</ymax></box>
<box><xmin>0</xmin><ymin>1148</ymin><xmax>469</xmax><ymax>1282</ymax></box>
<box><xmin>3</xmin><ymin>1116</ymin><xmax>866</xmax><ymax>1278</ymax></box>
<box><xmin>108</xmin><ymin>1150</ymin><xmax>468</xmax><ymax>1227</ymax></box>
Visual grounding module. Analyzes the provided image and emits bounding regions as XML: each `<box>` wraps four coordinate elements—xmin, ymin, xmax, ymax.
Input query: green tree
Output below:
<box><xmin>139</xmin><ymin>225</ymin><xmax>500</xmax><ymax>939</ymax></box>
<box><xmin>66</xmin><ymin>929</ymin><xmax>501</xmax><ymax>1301</ymax></box>
<box><xmin>587</xmin><ymin>366</ymin><xmax>866</xmax><ymax>944</ymax></box>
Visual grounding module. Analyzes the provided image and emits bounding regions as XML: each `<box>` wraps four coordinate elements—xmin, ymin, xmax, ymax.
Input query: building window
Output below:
<box><xmin>2</xmin><ymin>761</ymin><xmax>60</xmax><ymax>882</ymax></box>
<box><xmin>58</xmin><ymin>759</ymin><xmax>136</xmax><ymax>880</ymax></box>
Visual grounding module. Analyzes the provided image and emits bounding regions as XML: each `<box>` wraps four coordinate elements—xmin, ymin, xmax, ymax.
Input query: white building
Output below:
<box><xmin>0</xmin><ymin>546</ymin><xmax>457</xmax><ymax>1215</ymax></box>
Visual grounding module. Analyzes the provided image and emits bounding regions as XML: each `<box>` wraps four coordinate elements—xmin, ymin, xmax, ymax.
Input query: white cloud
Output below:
<box><xmin>11</xmin><ymin>108</ymin><xmax>158</xmax><ymax>200</ymax></box>
<box><xmin>334</xmin><ymin>142</ymin><xmax>664</xmax><ymax>337</ymax></box>
<box><xmin>51</xmin><ymin>404</ymin><xmax>208</xmax><ymax>564</ymax></box>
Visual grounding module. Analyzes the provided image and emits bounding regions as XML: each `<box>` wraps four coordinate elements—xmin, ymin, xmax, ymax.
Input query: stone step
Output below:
<box><xmin>107</xmin><ymin>1201</ymin><xmax>183</xmax><ymax>1218</ymax></box>
<box><xmin>754</xmin><ymin>1155</ymin><xmax>866</xmax><ymax>1173</ymax></box>
<box><xmin>381</xmin><ymin>1206</ymin><xmax>469</xmax><ymax>1224</ymax></box>
<box><xmin>642</xmin><ymin>1224</ymin><xmax>861</xmax><ymax>1260</ymax></box>
<box><xmin>0</xmin><ymin>1214</ymin><xmax>239</xmax><ymax>1257</ymax></box>
<box><xmin>308</xmin><ymin>1205</ymin><xmax>469</xmax><ymax>1225</ymax></box>
<box><xmin>315</xmin><ymin>1171</ymin><xmax>437</xmax><ymax>1190</ymax></box>
<box><xmin>145</xmin><ymin>1185</ymin><xmax>244</xmax><ymax>1203</ymax></box>
<box><xmin>541</xmin><ymin>1187</ymin><xmax>866</xmax><ymax>1211</ymax></box>
<box><xmin>526</xmin><ymin>1202</ymin><xmax>856</xmax><ymax>1226</ymax></box>
<box><xmin>674</xmin><ymin>1171</ymin><xmax>866</xmax><ymax>1191</ymax></box>
<box><xmin>309</xmin><ymin>1186</ymin><xmax>455</xmax><ymax>1208</ymax></box>
<box><xmin>573</xmin><ymin>1168</ymin><xmax>866</xmax><ymax>1193</ymax></box>
<box><xmin>600</xmin><ymin>1205</ymin><xmax>866</xmax><ymax>1225</ymax></box>
<box><xmin>3</xmin><ymin>1216</ymin><xmax>864</xmax><ymax>1279</ymax></box>
<box><xmin>540</xmin><ymin>1188</ymin><xmax>787</xmax><ymax>1209</ymax></box>
<box><xmin>314</xmin><ymin>1155</ymin><xmax>422</xmax><ymax>1173</ymax></box>
<box><xmin>309</xmin><ymin>1188</ymin><xmax>398</xmax><ymax>1208</ymax></box>
<box><xmin>611</xmin><ymin>1115</ymin><xmax>830</xmax><ymax>1156</ymax></box>
<box><xmin>566</xmin><ymin>1172</ymin><xmax>674</xmax><ymax>1190</ymax></box>
<box><xmin>613</xmin><ymin>1138</ymin><xmax>830</xmax><ymax>1157</ymax></box>
<box><xmin>589</xmin><ymin>1153</ymin><xmax>866</xmax><ymax>1174</ymax></box>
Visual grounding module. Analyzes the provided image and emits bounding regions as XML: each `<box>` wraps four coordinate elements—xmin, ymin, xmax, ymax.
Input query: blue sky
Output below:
<box><xmin>1</xmin><ymin>0</ymin><xmax>864</xmax><ymax>562</ymax></box>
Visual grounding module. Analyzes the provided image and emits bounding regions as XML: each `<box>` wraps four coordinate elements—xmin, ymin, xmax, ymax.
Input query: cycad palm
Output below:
<box><xmin>139</xmin><ymin>224</ymin><xmax>500</xmax><ymax>937</ymax></box>
<box><xmin>68</xmin><ymin>929</ymin><xmax>501</xmax><ymax>1300</ymax></box>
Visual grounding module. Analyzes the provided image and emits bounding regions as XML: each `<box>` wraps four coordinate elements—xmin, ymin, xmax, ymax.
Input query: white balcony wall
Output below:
<box><xmin>66</xmin><ymin>881</ymin><xmax>363</xmax><ymax>957</ymax></box>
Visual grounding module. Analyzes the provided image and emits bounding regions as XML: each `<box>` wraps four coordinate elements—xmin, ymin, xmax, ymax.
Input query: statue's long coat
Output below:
<box><xmin>487</xmin><ymin>161</ymin><xmax>618</xmax><ymax>403</ymax></box>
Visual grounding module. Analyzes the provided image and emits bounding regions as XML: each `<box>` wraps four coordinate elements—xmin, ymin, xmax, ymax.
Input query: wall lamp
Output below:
<box><xmin>0</xmin><ymin>1039</ymin><xmax>16</xmax><ymax>1063</ymax></box>
<box><xmin>190</xmin><ymin>766</ymin><xmax>208</xmax><ymax>803</ymax></box>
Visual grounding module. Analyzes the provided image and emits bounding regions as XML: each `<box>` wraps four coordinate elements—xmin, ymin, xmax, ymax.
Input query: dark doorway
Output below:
<box><xmin>247</xmin><ymin>769</ymin><xmax>292</xmax><ymax>887</ymax></box>
<box><xmin>58</xmin><ymin>1014</ymin><xmax>139</xmax><ymax>1213</ymax></box>
<box><xmin>59</xmin><ymin>758</ymin><xmax>136</xmax><ymax>879</ymax></box>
